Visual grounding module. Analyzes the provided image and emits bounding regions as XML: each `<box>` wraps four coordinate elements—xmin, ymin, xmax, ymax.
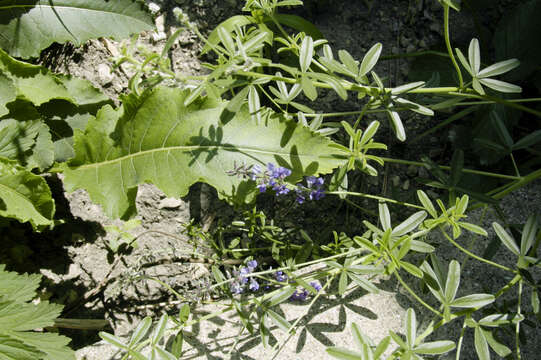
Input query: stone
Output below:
<box><xmin>158</xmin><ymin>198</ymin><xmax>184</xmax><ymax>209</ymax></box>
<box><xmin>96</xmin><ymin>63</ymin><xmax>113</xmax><ymax>85</ymax></box>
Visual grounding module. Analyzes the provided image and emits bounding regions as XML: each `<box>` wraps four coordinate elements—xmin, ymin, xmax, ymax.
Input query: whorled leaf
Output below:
<box><xmin>0</xmin><ymin>0</ymin><xmax>154</xmax><ymax>59</ymax></box>
<box><xmin>0</xmin><ymin>157</ymin><xmax>54</xmax><ymax>230</ymax></box>
<box><xmin>63</xmin><ymin>87</ymin><xmax>346</xmax><ymax>219</ymax></box>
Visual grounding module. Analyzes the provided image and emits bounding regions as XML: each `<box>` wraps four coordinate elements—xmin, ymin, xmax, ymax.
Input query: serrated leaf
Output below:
<box><xmin>7</xmin><ymin>332</ymin><xmax>75</xmax><ymax>360</ymax></box>
<box><xmin>0</xmin><ymin>335</ymin><xmax>43</xmax><ymax>360</ymax></box>
<box><xmin>0</xmin><ymin>120</ymin><xmax>41</xmax><ymax>161</ymax></box>
<box><xmin>479</xmin><ymin>78</ymin><xmax>521</xmax><ymax>93</ymax></box>
<box><xmin>63</xmin><ymin>87</ymin><xmax>346</xmax><ymax>218</ymax></box>
<box><xmin>26</xmin><ymin>124</ymin><xmax>55</xmax><ymax>171</ymax></box>
<box><xmin>0</xmin><ymin>266</ymin><xmax>41</xmax><ymax>304</ymax></box>
<box><xmin>0</xmin><ymin>0</ymin><xmax>153</xmax><ymax>59</ymax></box>
<box><xmin>360</xmin><ymin>43</ymin><xmax>382</xmax><ymax>77</ymax></box>
<box><xmin>478</xmin><ymin>59</ymin><xmax>520</xmax><ymax>78</ymax></box>
<box><xmin>0</xmin><ymin>70</ymin><xmax>16</xmax><ymax>117</ymax></box>
<box><xmin>0</xmin><ymin>158</ymin><xmax>55</xmax><ymax>230</ymax></box>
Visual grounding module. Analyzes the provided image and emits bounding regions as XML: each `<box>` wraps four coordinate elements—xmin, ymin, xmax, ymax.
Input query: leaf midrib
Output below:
<box><xmin>0</xmin><ymin>4</ymin><xmax>150</xmax><ymax>25</ymax></box>
<box><xmin>71</xmin><ymin>144</ymin><xmax>340</xmax><ymax>170</ymax></box>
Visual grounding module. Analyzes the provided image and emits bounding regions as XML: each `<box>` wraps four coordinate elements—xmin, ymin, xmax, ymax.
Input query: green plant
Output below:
<box><xmin>1</xmin><ymin>0</ymin><xmax>541</xmax><ymax>359</ymax></box>
<box><xmin>0</xmin><ymin>264</ymin><xmax>75</xmax><ymax>359</ymax></box>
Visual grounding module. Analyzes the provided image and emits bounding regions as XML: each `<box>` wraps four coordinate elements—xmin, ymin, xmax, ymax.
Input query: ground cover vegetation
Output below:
<box><xmin>0</xmin><ymin>0</ymin><xmax>540</xmax><ymax>358</ymax></box>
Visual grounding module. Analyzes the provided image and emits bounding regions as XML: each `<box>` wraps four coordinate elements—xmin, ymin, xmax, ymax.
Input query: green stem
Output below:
<box><xmin>438</xmin><ymin>226</ymin><xmax>514</xmax><ymax>272</ymax></box>
<box><xmin>443</xmin><ymin>5</ymin><xmax>464</xmax><ymax>88</ymax></box>
<box><xmin>510</xmin><ymin>153</ymin><xmax>521</xmax><ymax>178</ymax></box>
<box><xmin>381</xmin><ymin>157</ymin><xmax>521</xmax><ymax>180</ymax></box>
<box><xmin>455</xmin><ymin>318</ymin><xmax>468</xmax><ymax>360</ymax></box>
<box><xmin>380</xmin><ymin>50</ymin><xmax>450</xmax><ymax>61</ymax></box>
<box><xmin>453</xmin><ymin>97</ymin><xmax>541</xmax><ymax>106</ymax></box>
<box><xmin>394</xmin><ymin>271</ymin><xmax>443</xmax><ymax>317</ymax></box>
<box><xmin>494</xmin><ymin>274</ymin><xmax>521</xmax><ymax>298</ymax></box>
<box><xmin>327</xmin><ymin>191</ymin><xmax>424</xmax><ymax>210</ymax></box>
<box><xmin>516</xmin><ymin>280</ymin><xmax>523</xmax><ymax>360</ymax></box>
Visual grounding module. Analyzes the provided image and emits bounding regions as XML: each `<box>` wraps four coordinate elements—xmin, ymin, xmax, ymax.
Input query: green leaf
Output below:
<box><xmin>392</xmin><ymin>211</ymin><xmax>427</xmax><ymax>237</ymax></box>
<box><xmin>99</xmin><ymin>332</ymin><xmax>128</xmax><ymax>350</ymax></box>
<box><xmin>459</xmin><ymin>222</ymin><xmax>488</xmax><ymax>236</ymax></box>
<box><xmin>351</xmin><ymin>323</ymin><xmax>374</xmax><ymax>349</ymax></box>
<box><xmin>0</xmin><ymin>0</ymin><xmax>153</xmax><ymax>59</ymax></box>
<box><xmin>400</xmin><ymin>261</ymin><xmax>423</xmax><ymax>278</ymax></box>
<box><xmin>155</xmin><ymin>347</ymin><xmax>177</xmax><ymax>360</ymax></box>
<box><xmin>0</xmin><ymin>71</ymin><xmax>16</xmax><ymax>117</ymax></box>
<box><xmin>268</xmin><ymin>286</ymin><xmax>295</xmax><ymax>307</ymax></box>
<box><xmin>0</xmin><ymin>335</ymin><xmax>43</xmax><ymax>360</ymax></box>
<box><xmin>451</xmin><ymin>294</ymin><xmax>494</xmax><ymax>309</ymax></box>
<box><xmin>273</xmin><ymin>14</ymin><xmax>324</xmax><ymax>40</ymax></box>
<box><xmin>374</xmin><ymin>336</ymin><xmax>391</xmax><ymax>358</ymax></box>
<box><xmin>393</xmin><ymin>97</ymin><xmax>434</xmax><ymax>116</ymax></box>
<box><xmin>129</xmin><ymin>317</ymin><xmax>152</xmax><ymax>346</ymax></box>
<box><xmin>405</xmin><ymin>308</ymin><xmax>416</xmax><ymax>348</ymax></box>
<box><xmin>410</xmin><ymin>240</ymin><xmax>435</xmax><ymax>253</ymax></box>
<box><xmin>444</xmin><ymin>260</ymin><xmax>460</xmax><ymax>303</ymax></box>
<box><xmin>492</xmin><ymin>222</ymin><xmax>520</xmax><ymax>256</ymax></box>
<box><xmin>0</xmin><ymin>158</ymin><xmax>55</xmax><ymax>230</ymax></box>
<box><xmin>391</xmin><ymin>81</ymin><xmax>426</xmax><ymax>95</ymax></box>
<box><xmin>326</xmin><ymin>347</ymin><xmax>363</xmax><ymax>360</ymax></box>
<box><xmin>455</xmin><ymin>48</ymin><xmax>473</xmax><ymax>77</ymax></box>
<box><xmin>338</xmin><ymin>50</ymin><xmax>358</xmax><ymax>76</ymax></box>
<box><xmin>247</xmin><ymin>85</ymin><xmax>262</xmax><ymax>124</ymax></box>
<box><xmin>300</xmin><ymin>75</ymin><xmax>318</xmax><ymax>101</ymax></box>
<box><xmin>63</xmin><ymin>87</ymin><xmax>346</xmax><ymax>218</ymax></box>
<box><xmin>482</xmin><ymin>328</ymin><xmax>511</xmax><ymax>357</ymax></box>
<box><xmin>513</xmin><ymin>130</ymin><xmax>541</xmax><ymax>150</ymax></box>
<box><xmin>0</xmin><ymin>266</ymin><xmax>40</xmax><ymax>304</ymax></box>
<box><xmin>0</xmin><ymin>120</ymin><xmax>41</xmax><ymax>161</ymax></box>
<box><xmin>151</xmin><ymin>314</ymin><xmax>168</xmax><ymax>345</ymax></box>
<box><xmin>7</xmin><ymin>332</ymin><xmax>74</xmax><ymax>360</ymax></box>
<box><xmin>478</xmin><ymin>78</ymin><xmax>521</xmax><ymax>93</ymax></box>
<box><xmin>478</xmin><ymin>59</ymin><xmax>520</xmax><ymax>78</ymax></box>
<box><xmin>266</xmin><ymin>309</ymin><xmax>291</xmax><ymax>332</ymax></box>
<box><xmin>26</xmin><ymin>124</ymin><xmax>55</xmax><ymax>171</ymax></box>
<box><xmin>217</xmin><ymin>27</ymin><xmax>236</xmax><ymax>54</ymax></box>
<box><xmin>386</xmin><ymin>109</ymin><xmax>405</xmax><ymax>141</ymax></box>
<box><xmin>299</xmin><ymin>36</ymin><xmax>314</xmax><ymax>73</ymax></box>
<box><xmin>203</xmin><ymin>16</ymin><xmax>254</xmax><ymax>54</ymax></box>
<box><xmin>520</xmin><ymin>215</ymin><xmax>538</xmax><ymax>255</ymax></box>
<box><xmin>414</xmin><ymin>340</ymin><xmax>455</xmax><ymax>355</ymax></box>
<box><xmin>338</xmin><ymin>271</ymin><xmax>349</xmax><ymax>295</ymax></box>
<box><xmin>359</xmin><ymin>43</ymin><xmax>382</xmax><ymax>77</ymax></box>
<box><xmin>417</xmin><ymin>190</ymin><xmax>437</xmax><ymax>218</ymax></box>
<box><xmin>379</xmin><ymin>202</ymin><xmax>391</xmax><ymax>231</ymax></box>
<box><xmin>468</xmin><ymin>39</ymin><xmax>481</xmax><ymax>75</ymax></box>
<box><xmin>474</xmin><ymin>326</ymin><xmax>490</xmax><ymax>360</ymax></box>
<box><xmin>309</xmin><ymin>72</ymin><xmax>348</xmax><ymax>100</ymax></box>
<box><xmin>348</xmin><ymin>273</ymin><xmax>379</xmax><ymax>294</ymax></box>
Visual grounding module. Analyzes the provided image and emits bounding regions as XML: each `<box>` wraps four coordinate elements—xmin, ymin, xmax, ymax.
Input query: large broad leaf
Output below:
<box><xmin>63</xmin><ymin>87</ymin><xmax>346</xmax><ymax>219</ymax></box>
<box><xmin>0</xmin><ymin>267</ymin><xmax>75</xmax><ymax>360</ymax></box>
<box><xmin>0</xmin><ymin>0</ymin><xmax>154</xmax><ymax>59</ymax></box>
<box><xmin>0</xmin><ymin>157</ymin><xmax>55</xmax><ymax>230</ymax></box>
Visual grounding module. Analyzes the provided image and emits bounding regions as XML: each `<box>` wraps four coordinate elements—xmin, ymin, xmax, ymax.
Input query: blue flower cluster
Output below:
<box><xmin>295</xmin><ymin>176</ymin><xmax>325</xmax><ymax>204</ymax></box>
<box><xmin>250</xmin><ymin>163</ymin><xmax>292</xmax><ymax>195</ymax></box>
<box><xmin>290</xmin><ymin>281</ymin><xmax>323</xmax><ymax>301</ymax></box>
<box><xmin>230</xmin><ymin>260</ymin><xmax>259</xmax><ymax>294</ymax></box>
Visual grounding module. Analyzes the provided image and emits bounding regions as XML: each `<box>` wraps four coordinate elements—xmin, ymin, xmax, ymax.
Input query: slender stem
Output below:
<box><xmin>438</xmin><ymin>226</ymin><xmax>514</xmax><ymax>272</ymax></box>
<box><xmin>516</xmin><ymin>280</ymin><xmax>523</xmax><ymax>360</ymax></box>
<box><xmin>380</xmin><ymin>50</ymin><xmax>450</xmax><ymax>61</ymax></box>
<box><xmin>394</xmin><ymin>270</ymin><xmax>442</xmax><ymax>317</ymax></box>
<box><xmin>455</xmin><ymin>318</ymin><xmax>468</xmax><ymax>360</ymax></box>
<box><xmin>494</xmin><ymin>274</ymin><xmax>521</xmax><ymax>298</ymax></box>
<box><xmin>453</xmin><ymin>97</ymin><xmax>541</xmax><ymax>106</ymax></box>
<box><xmin>328</xmin><ymin>191</ymin><xmax>424</xmax><ymax>210</ymax></box>
<box><xmin>443</xmin><ymin>5</ymin><xmax>463</xmax><ymax>88</ymax></box>
<box><xmin>381</xmin><ymin>157</ymin><xmax>521</xmax><ymax>180</ymax></box>
<box><xmin>510</xmin><ymin>153</ymin><xmax>521</xmax><ymax>177</ymax></box>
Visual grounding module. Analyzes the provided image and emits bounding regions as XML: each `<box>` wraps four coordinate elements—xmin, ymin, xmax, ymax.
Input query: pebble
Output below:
<box><xmin>158</xmin><ymin>198</ymin><xmax>183</xmax><ymax>209</ymax></box>
<box><xmin>96</xmin><ymin>63</ymin><xmax>113</xmax><ymax>85</ymax></box>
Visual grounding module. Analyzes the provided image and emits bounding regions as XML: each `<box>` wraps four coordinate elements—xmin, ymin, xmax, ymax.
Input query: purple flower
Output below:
<box><xmin>275</xmin><ymin>271</ymin><xmax>288</xmax><ymax>282</ymax></box>
<box><xmin>247</xmin><ymin>260</ymin><xmax>258</xmax><ymax>269</ymax></box>
<box><xmin>309</xmin><ymin>188</ymin><xmax>325</xmax><ymax>200</ymax></box>
<box><xmin>290</xmin><ymin>289</ymin><xmax>309</xmax><ymax>301</ymax></box>
<box><xmin>250</xmin><ymin>164</ymin><xmax>262</xmax><ymax>181</ymax></box>
<box><xmin>257</xmin><ymin>182</ymin><xmax>267</xmax><ymax>192</ymax></box>
<box><xmin>249</xmin><ymin>278</ymin><xmax>259</xmax><ymax>291</ymax></box>
<box><xmin>273</xmin><ymin>183</ymin><xmax>290</xmax><ymax>195</ymax></box>
<box><xmin>310</xmin><ymin>281</ymin><xmax>322</xmax><ymax>292</ymax></box>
